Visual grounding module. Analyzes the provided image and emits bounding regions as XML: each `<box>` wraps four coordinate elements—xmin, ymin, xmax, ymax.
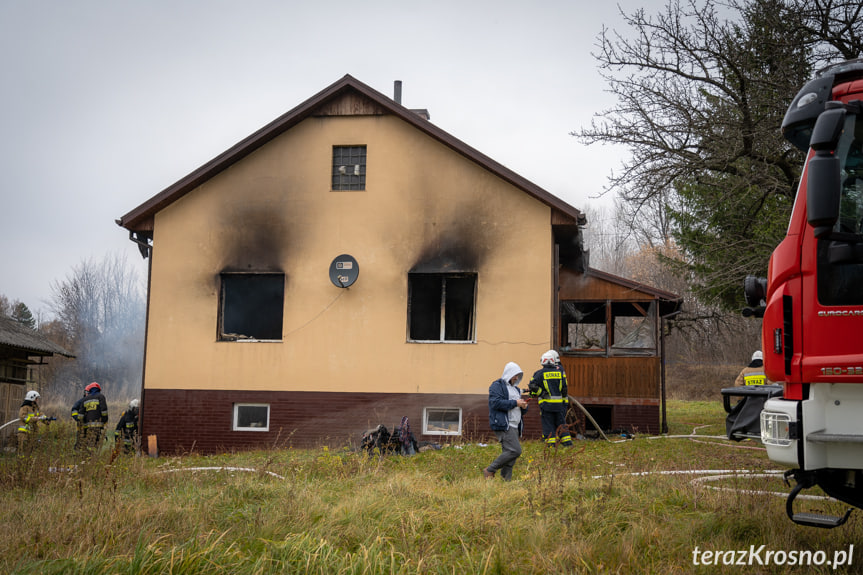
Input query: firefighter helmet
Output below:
<box><xmin>85</xmin><ymin>382</ymin><xmax>101</xmax><ymax>393</ymax></box>
<box><xmin>129</xmin><ymin>399</ymin><xmax>139</xmax><ymax>409</ymax></box>
<box><xmin>751</xmin><ymin>350</ymin><xmax>763</xmax><ymax>362</ymax></box>
<box><xmin>25</xmin><ymin>390</ymin><xmax>40</xmax><ymax>402</ymax></box>
<box><xmin>541</xmin><ymin>350</ymin><xmax>560</xmax><ymax>366</ymax></box>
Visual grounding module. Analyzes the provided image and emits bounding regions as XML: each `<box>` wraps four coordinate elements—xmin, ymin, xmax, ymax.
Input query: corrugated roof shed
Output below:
<box><xmin>0</xmin><ymin>315</ymin><xmax>74</xmax><ymax>358</ymax></box>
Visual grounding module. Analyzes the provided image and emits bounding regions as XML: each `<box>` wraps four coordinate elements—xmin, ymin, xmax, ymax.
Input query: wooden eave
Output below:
<box><xmin>579</xmin><ymin>267</ymin><xmax>682</xmax><ymax>317</ymax></box>
<box><xmin>116</xmin><ymin>74</ymin><xmax>582</xmax><ymax>232</ymax></box>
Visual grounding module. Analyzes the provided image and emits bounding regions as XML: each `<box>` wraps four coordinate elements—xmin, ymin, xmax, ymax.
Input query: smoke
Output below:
<box><xmin>47</xmin><ymin>252</ymin><xmax>146</xmax><ymax>402</ymax></box>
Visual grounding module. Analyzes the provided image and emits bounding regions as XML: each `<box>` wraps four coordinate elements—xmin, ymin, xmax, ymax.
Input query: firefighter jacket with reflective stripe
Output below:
<box><xmin>17</xmin><ymin>402</ymin><xmax>40</xmax><ymax>434</ymax></box>
<box><xmin>734</xmin><ymin>361</ymin><xmax>772</xmax><ymax>387</ymax></box>
<box><xmin>82</xmin><ymin>392</ymin><xmax>109</xmax><ymax>427</ymax></box>
<box><xmin>115</xmin><ymin>409</ymin><xmax>138</xmax><ymax>442</ymax></box>
<box><xmin>528</xmin><ymin>365</ymin><xmax>569</xmax><ymax>412</ymax></box>
<box><xmin>71</xmin><ymin>396</ymin><xmax>85</xmax><ymax>422</ymax></box>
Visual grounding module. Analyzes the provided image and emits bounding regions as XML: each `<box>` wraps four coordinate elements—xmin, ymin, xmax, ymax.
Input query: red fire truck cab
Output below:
<box><xmin>746</xmin><ymin>59</ymin><xmax>863</xmax><ymax>528</ymax></box>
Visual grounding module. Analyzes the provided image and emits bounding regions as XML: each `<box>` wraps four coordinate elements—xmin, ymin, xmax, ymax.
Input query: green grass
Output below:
<box><xmin>1</xmin><ymin>400</ymin><xmax>861</xmax><ymax>574</ymax></box>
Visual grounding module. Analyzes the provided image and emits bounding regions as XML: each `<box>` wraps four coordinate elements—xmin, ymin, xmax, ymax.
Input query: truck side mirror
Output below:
<box><xmin>807</xmin><ymin>107</ymin><xmax>846</xmax><ymax>238</ymax></box>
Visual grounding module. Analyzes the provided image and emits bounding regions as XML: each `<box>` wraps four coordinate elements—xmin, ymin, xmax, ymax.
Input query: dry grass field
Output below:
<box><xmin>2</xmin><ymin>389</ymin><xmax>862</xmax><ymax>574</ymax></box>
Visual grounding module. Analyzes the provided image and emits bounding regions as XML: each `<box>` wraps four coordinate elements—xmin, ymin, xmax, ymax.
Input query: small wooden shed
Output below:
<box><xmin>0</xmin><ymin>315</ymin><xmax>74</xmax><ymax>439</ymax></box>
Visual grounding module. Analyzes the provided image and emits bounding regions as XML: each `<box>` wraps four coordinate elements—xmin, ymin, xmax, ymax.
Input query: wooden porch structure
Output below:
<box><xmin>555</xmin><ymin>266</ymin><xmax>681</xmax><ymax>435</ymax></box>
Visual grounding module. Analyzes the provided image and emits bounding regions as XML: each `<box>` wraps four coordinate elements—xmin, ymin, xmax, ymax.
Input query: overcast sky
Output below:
<box><xmin>1</xmin><ymin>0</ymin><xmax>657</xmax><ymax>319</ymax></box>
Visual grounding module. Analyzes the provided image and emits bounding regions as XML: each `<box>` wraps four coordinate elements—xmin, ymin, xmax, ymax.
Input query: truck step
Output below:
<box><xmin>806</xmin><ymin>432</ymin><xmax>863</xmax><ymax>443</ymax></box>
<box><xmin>791</xmin><ymin>511</ymin><xmax>851</xmax><ymax>528</ymax></box>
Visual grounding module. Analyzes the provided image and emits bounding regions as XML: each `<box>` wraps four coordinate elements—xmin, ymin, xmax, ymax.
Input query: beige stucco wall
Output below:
<box><xmin>144</xmin><ymin>114</ymin><xmax>552</xmax><ymax>394</ymax></box>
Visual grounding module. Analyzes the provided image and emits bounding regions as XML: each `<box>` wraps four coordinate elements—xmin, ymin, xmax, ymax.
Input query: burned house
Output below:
<box><xmin>0</xmin><ymin>315</ymin><xmax>74</xmax><ymax>439</ymax></box>
<box><xmin>117</xmin><ymin>75</ymin><xmax>680</xmax><ymax>454</ymax></box>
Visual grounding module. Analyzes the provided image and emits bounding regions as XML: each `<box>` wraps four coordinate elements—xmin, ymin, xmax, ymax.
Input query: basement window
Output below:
<box><xmin>219</xmin><ymin>273</ymin><xmax>285</xmax><ymax>341</ymax></box>
<box><xmin>408</xmin><ymin>273</ymin><xmax>476</xmax><ymax>342</ymax></box>
<box><xmin>332</xmin><ymin>145</ymin><xmax>366</xmax><ymax>190</ymax></box>
<box><xmin>233</xmin><ymin>403</ymin><xmax>269</xmax><ymax>431</ymax></box>
<box><xmin>423</xmin><ymin>407</ymin><xmax>462</xmax><ymax>436</ymax></box>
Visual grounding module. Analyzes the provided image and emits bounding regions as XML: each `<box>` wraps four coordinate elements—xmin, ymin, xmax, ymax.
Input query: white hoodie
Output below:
<box><xmin>501</xmin><ymin>362</ymin><xmax>524</xmax><ymax>429</ymax></box>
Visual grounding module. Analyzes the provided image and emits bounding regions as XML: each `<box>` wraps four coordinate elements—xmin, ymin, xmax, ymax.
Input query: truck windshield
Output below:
<box><xmin>817</xmin><ymin>113</ymin><xmax>863</xmax><ymax>306</ymax></box>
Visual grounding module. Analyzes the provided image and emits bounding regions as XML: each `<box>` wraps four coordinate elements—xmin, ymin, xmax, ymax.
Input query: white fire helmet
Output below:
<box><xmin>129</xmin><ymin>399</ymin><xmax>139</xmax><ymax>409</ymax></box>
<box><xmin>541</xmin><ymin>350</ymin><xmax>560</xmax><ymax>366</ymax></box>
<box><xmin>25</xmin><ymin>390</ymin><xmax>41</xmax><ymax>402</ymax></box>
<box><xmin>751</xmin><ymin>350</ymin><xmax>763</xmax><ymax>362</ymax></box>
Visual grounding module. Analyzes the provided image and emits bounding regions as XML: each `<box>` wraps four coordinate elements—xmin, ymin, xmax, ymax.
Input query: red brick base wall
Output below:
<box><xmin>141</xmin><ymin>389</ymin><xmax>659</xmax><ymax>454</ymax></box>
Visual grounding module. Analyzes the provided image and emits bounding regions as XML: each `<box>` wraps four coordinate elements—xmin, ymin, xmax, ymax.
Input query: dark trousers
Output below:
<box><xmin>541</xmin><ymin>408</ymin><xmax>573</xmax><ymax>446</ymax></box>
<box><xmin>487</xmin><ymin>426</ymin><xmax>522</xmax><ymax>480</ymax></box>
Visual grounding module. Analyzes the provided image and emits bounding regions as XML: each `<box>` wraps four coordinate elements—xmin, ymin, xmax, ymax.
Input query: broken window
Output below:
<box><xmin>423</xmin><ymin>407</ymin><xmax>462</xmax><ymax>435</ymax></box>
<box><xmin>561</xmin><ymin>301</ymin><xmax>607</xmax><ymax>354</ymax></box>
<box><xmin>560</xmin><ymin>300</ymin><xmax>656</xmax><ymax>357</ymax></box>
<box><xmin>233</xmin><ymin>403</ymin><xmax>269</xmax><ymax>431</ymax></box>
<box><xmin>332</xmin><ymin>145</ymin><xmax>366</xmax><ymax>190</ymax></box>
<box><xmin>219</xmin><ymin>273</ymin><xmax>285</xmax><ymax>341</ymax></box>
<box><xmin>611</xmin><ymin>301</ymin><xmax>656</xmax><ymax>355</ymax></box>
<box><xmin>408</xmin><ymin>273</ymin><xmax>476</xmax><ymax>342</ymax></box>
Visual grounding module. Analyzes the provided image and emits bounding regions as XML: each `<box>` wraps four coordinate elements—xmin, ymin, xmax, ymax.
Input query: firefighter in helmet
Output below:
<box><xmin>70</xmin><ymin>386</ymin><xmax>87</xmax><ymax>450</ymax></box>
<box><xmin>528</xmin><ymin>350</ymin><xmax>574</xmax><ymax>447</ymax></box>
<box><xmin>17</xmin><ymin>390</ymin><xmax>48</xmax><ymax>455</ymax></box>
<box><xmin>734</xmin><ymin>350</ymin><xmax>772</xmax><ymax>387</ymax></box>
<box><xmin>114</xmin><ymin>399</ymin><xmax>139</xmax><ymax>454</ymax></box>
<box><xmin>81</xmin><ymin>382</ymin><xmax>109</xmax><ymax>450</ymax></box>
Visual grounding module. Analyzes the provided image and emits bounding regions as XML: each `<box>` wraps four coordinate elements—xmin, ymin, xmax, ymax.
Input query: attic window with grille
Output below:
<box><xmin>408</xmin><ymin>273</ymin><xmax>476</xmax><ymax>342</ymax></box>
<box><xmin>219</xmin><ymin>273</ymin><xmax>284</xmax><ymax>341</ymax></box>
<box><xmin>332</xmin><ymin>145</ymin><xmax>366</xmax><ymax>190</ymax></box>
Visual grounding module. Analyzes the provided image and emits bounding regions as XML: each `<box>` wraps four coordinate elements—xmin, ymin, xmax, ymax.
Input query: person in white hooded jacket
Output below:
<box><xmin>484</xmin><ymin>362</ymin><xmax>529</xmax><ymax>481</ymax></box>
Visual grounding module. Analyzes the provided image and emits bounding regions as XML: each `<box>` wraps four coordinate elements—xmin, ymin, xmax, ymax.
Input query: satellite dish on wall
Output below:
<box><xmin>329</xmin><ymin>254</ymin><xmax>359</xmax><ymax>288</ymax></box>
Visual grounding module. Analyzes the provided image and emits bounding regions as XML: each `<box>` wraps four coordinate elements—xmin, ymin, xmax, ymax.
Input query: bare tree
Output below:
<box><xmin>792</xmin><ymin>0</ymin><xmax>863</xmax><ymax>64</ymax></box>
<box><xmin>48</xmin><ymin>252</ymin><xmax>146</xmax><ymax>400</ymax></box>
<box><xmin>574</xmin><ymin>0</ymin><xmax>861</xmax><ymax>309</ymax></box>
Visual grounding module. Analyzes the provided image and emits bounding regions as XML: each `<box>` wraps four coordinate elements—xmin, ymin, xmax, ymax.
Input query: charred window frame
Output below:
<box><xmin>560</xmin><ymin>300</ymin><xmax>656</xmax><ymax>357</ymax></box>
<box><xmin>408</xmin><ymin>273</ymin><xmax>476</xmax><ymax>342</ymax></box>
<box><xmin>423</xmin><ymin>407</ymin><xmax>462</xmax><ymax>436</ymax></box>
<box><xmin>219</xmin><ymin>273</ymin><xmax>285</xmax><ymax>341</ymax></box>
<box><xmin>332</xmin><ymin>145</ymin><xmax>366</xmax><ymax>190</ymax></box>
<box><xmin>232</xmin><ymin>403</ymin><xmax>269</xmax><ymax>431</ymax></box>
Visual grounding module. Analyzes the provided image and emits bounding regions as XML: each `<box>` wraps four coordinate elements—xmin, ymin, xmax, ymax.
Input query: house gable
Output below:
<box><xmin>117</xmin><ymin>75</ymin><xmax>582</xmax><ymax>236</ymax></box>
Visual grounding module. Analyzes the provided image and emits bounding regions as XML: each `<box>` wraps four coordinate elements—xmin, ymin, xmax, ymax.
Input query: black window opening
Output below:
<box><xmin>219</xmin><ymin>273</ymin><xmax>285</xmax><ymax>341</ymax></box>
<box><xmin>332</xmin><ymin>145</ymin><xmax>366</xmax><ymax>190</ymax></box>
<box><xmin>408</xmin><ymin>273</ymin><xmax>477</xmax><ymax>342</ymax></box>
<box><xmin>560</xmin><ymin>300</ymin><xmax>656</xmax><ymax>357</ymax></box>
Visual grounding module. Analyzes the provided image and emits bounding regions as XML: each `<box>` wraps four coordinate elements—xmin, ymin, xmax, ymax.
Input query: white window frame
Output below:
<box><xmin>407</xmin><ymin>273</ymin><xmax>477</xmax><ymax>343</ymax></box>
<box><xmin>232</xmin><ymin>403</ymin><xmax>270</xmax><ymax>432</ymax></box>
<box><xmin>422</xmin><ymin>407</ymin><xmax>462</xmax><ymax>436</ymax></box>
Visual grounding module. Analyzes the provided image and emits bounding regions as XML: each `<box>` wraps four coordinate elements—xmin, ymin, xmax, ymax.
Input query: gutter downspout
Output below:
<box><xmin>660</xmin><ymin>310</ymin><xmax>681</xmax><ymax>434</ymax></box>
<box><xmin>127</xmin><ymin>230</ymin><xmax>154</xmax><ymax>455</ymax></box>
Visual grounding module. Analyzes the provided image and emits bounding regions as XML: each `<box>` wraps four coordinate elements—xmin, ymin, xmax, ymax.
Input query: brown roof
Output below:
<box><xmin>0</xmin><ymin>315</ymin><xmax>75</xmax><ymax>358</ymax></box>
<box><xmin>587</xmin><ymin>267</ymin><xmax>682</xmax><ymax>315</ymax></box>
<box><xmin>117</xmin><ymin>74</ymin><xmax>582</xmax><ymax>232</ymax></box>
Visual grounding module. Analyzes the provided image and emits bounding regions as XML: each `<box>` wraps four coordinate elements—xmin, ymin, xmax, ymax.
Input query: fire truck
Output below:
<box><xmin>741</xmin><ymin>59</ymin><xmax>863</xmax><ymax>528</ymax></box>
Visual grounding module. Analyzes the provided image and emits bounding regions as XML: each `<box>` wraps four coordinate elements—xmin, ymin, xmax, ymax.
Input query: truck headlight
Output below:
<box><xmin>761</xmin><ymin>411</ymin><xmax>793</xmax><ymax>446</ymax></box>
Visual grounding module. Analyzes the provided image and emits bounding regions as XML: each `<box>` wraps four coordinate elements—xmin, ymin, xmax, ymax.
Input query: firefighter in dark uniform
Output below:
<box><xmin>82</xmin><ymin>382</ymin><xmax>109</xmax><ymax>450</ymax></box>
<box><xmin>114</xmin><ymin>399</ymin><xmax>139</xmax><ymax>454</ymax></box>
<box><xmin>528</xmin><ymin>350</ymin><xmax>574</xmax><ymax>447</ymax></box>
<box><xmin>70</xmin><ymin>387</ymin><xmax>87</xmax><ymax>450</ymax></box>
